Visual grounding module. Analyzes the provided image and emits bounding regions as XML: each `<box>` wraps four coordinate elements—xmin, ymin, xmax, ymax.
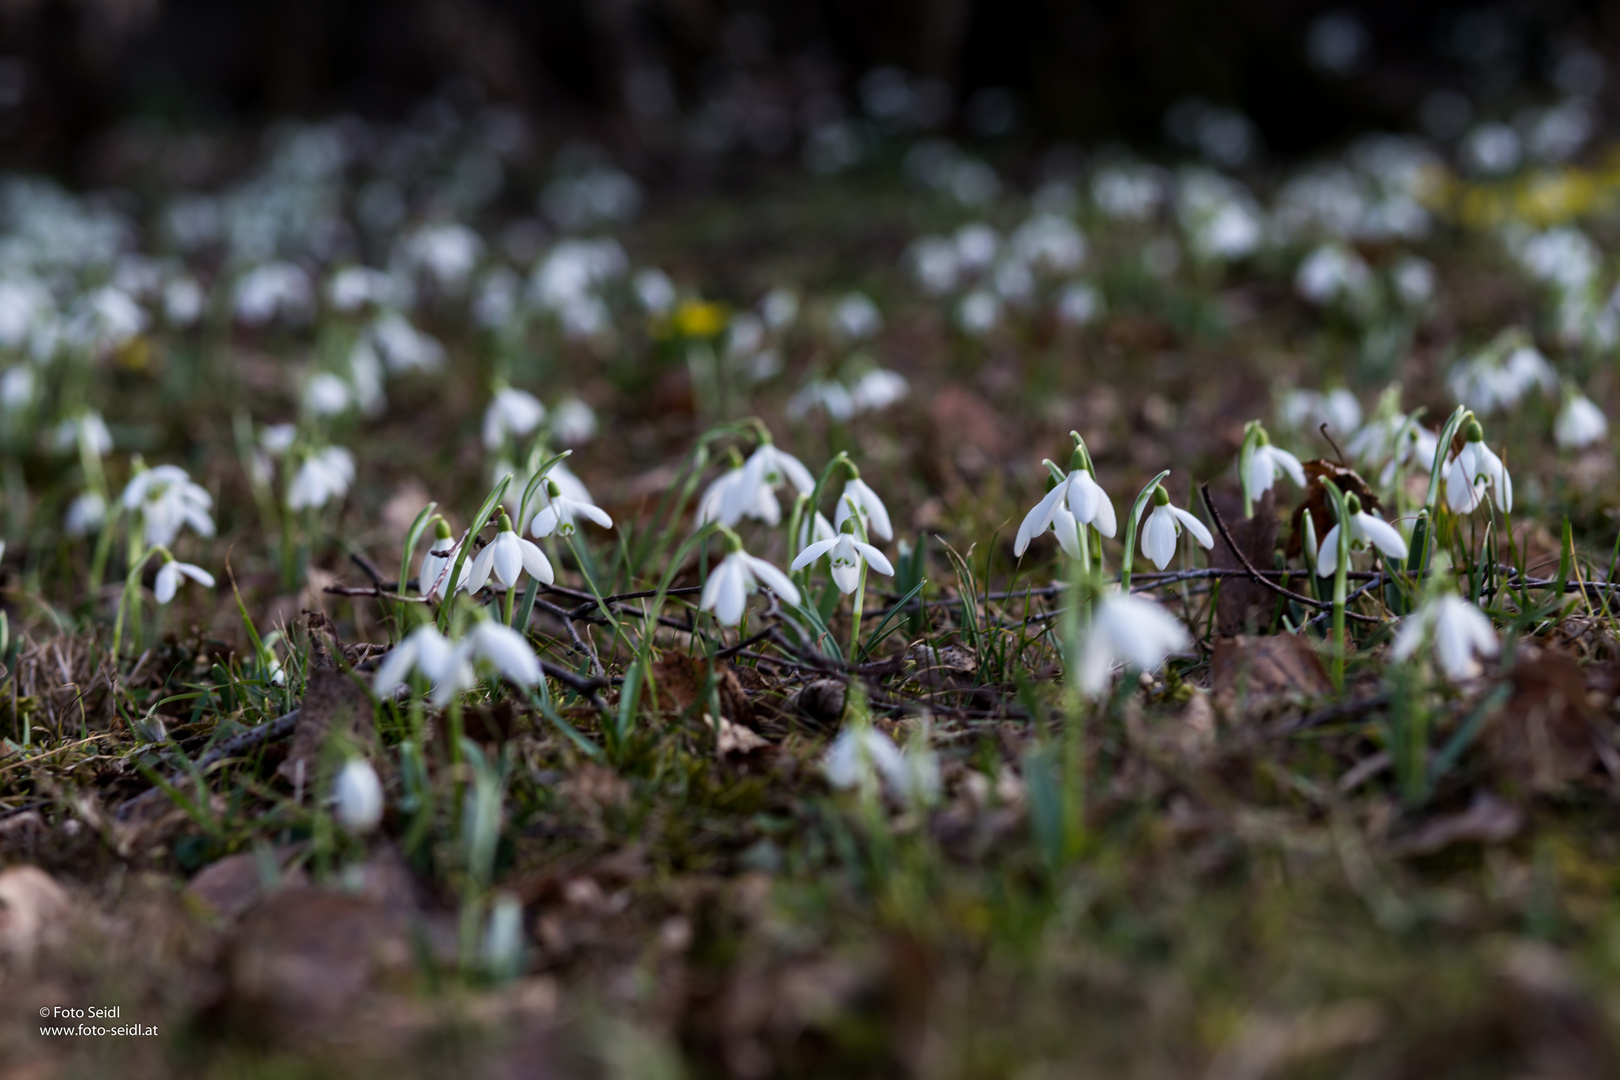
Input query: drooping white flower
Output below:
<box><xmin>51</xmin><ymin>412</ymin><xmax>112</xmax><ymax>458</ymax></box>
<box><xmin>302</xmin><ymin>372</ymin><xmax>353</xmax><ymax>418</ymax></box>
<box><xmin>153</xmin><ymin>557</ymin><xmax>215</xmax><ymax>604</ymax></box>
<box><xmin>333</xmin><ymin>758</ymin><xmax>384</xmax><ymax>833</ymax></box>
<box><xmin>419</xmin><ymin>518</ymin><xmax>471</xmax><ymax>601</ymax></box>
<box><xmin>1138</xmin><ymin>484</ymin><xmax>1214</xmax><ymax>570</ymax></box>
<box><xmin>1315</xmin><ymin>498</ymin><xmax>1408</xmax><ymax>577</ymax></box>
<box><xmin>1444</xmin><ymin>421</ymin><xmax>1512</xmax><ymax>514</ymax></box>
<box><xmin>529</xmin><ymin>479</ymin><xmax>613</xmax><ymax>538</ymax></box>
<box><xmin>849</xmin><ymin>368</ymin><xmax>908</xmax><ymax>413</ymax></box>
<box><xmin>791</xmin><ymin>526</ymin><xmax>896</xmax><ymax>594</ymax></box>
<box><xmin>65</xmin><ymin>491</ymin><xmax>106</xmax><ymax>537</ymax></box>
<box><xmin>482</xmin><ymin>386</ymin><xmax>546</xmax><ymax>450</ymax></box>
<box><xmin>830</xmin><ymin>292</ymin><xmax>882</xmax><ymax>340</ymax></box>
<box><xmin>287</xmin><ymin>446</ymin><xmax>355</xmax><ymax>511</ymax></box>
<box><xmin>1077</xmin><ymin>592</ymin><xmax>1191</xmax><ymax>698</ymax></box>
<box><xmin>467</xmin><ymin>513</ymin><xmax>554</xmax><ymax>592</ymax></box>
<box><xmin>824</xmin><ymin>722</ymin><xmax>939</xmax><ymax>807</ymax></box>
<box><xmin>121</xmin><ymin>464</ymin><xmax>215</xmax><ymax>547</ymax></box>
<box><xmin>373</xmin><ymin>620</ymin><xmax>541</xmax><ymax>706</ymax></box>
<box><xmin>700</xmin><ymin>540</ymin><xmax>801</xmax><ymax>626</ymax></box>
<box><xmin>1015</xmin><ymin>455</ymin><xmax>1117</xmax><ymax>557</ymax></box>
<box><xmin>717</xmin><ymin>440</ymin><xmax>814</xmax><ymax>526</ymax></box>
<box><xmin>549</xmin><ymin>398</ymin><xmax>598</xmax><ymax>444</ymax></box>
<box><xmin>1390</xmin><ymin>593</ymin><xmax>1498</xmax><ymax>682</ymax></box>
<box><xmin>834</xmin><ymin>475</ymin><xmax>893</xmax><ymax>541</ymax></box>
<box><xmin>1242</xmin><ymin>438</ymin><xmax>1306</xmax><ymax>499</ymax></box>
<box><xmin>1555</xmin><ymin>392</ymin><xmax>1608</xmax><ymax>450</ymax></box>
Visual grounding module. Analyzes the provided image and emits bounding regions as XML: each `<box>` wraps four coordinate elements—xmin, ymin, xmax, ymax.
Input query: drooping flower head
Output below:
<box><xmin>700</xmin><ymin>530</ymin><xmax>802</xmax><ymax>626</ymax></box>
<box><xmin>1315</xmin><ymin>493</ymin><xmax>1408</xmax><ymax>577</ymax></box>
<box><xmin>1014</xmin><ymin>436</ymin><xmax>1117</xmax><ymax>558</ymax></box>
<box><xmin>1444</xmin><ymin>418</ymin><xmax>1512</xmax><ymax>514</ymax></box>
<box><xmin>1391</xmin><ymin>592</ymin><xmax>1499</xmax><ymax>683</ymax></box>
<box><xmin>791</xmin><ymin>518</ymin><xmax>896</xmax><ymax>594</ymax></box>
<box><xmin>1139</xmin><ymin>483</ymin><xmax>1213</xmax><ymax>570</ymax></box>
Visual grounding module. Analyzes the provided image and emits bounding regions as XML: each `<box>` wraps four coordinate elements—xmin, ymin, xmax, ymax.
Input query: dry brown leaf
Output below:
<box><xmin>185</xmin><ymin>847</ymin><xmax>309</xmax><ymax>920</ymax></box>
<box><xmin>650</xmin><ymin>653</ymin><xmax>756</xmax><ymax>725</ymax></box>
<box><xmin>1210</xmin><ymin>490</ymin><xmax>1279</xmax><ymax>636</ymax></box>
<box><xmin>1212</xmin><ymin>635</ymin><xmax>1332</xmax><ymax>715</ymax></box>
<box><xmin>714</xmin><ymin>715</ymin><xmax>771</xmax><ymax>757</ymax></box>
<box><xmin>278</xmin><ymin>667</ymin><xmax>376</xmax><ymax>785</ymax></box>
<box><xmin>1486</xmin><ymin>648</ymin><xmax>1600</xmax><ymax>793</ymax></box>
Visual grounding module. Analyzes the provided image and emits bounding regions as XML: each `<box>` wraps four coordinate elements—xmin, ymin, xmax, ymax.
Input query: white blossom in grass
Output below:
<box><xmin>1391</xmin><ymin>593</ymin><xmax>1498</xmax><ymax>683</ymax></box>
<box><xmin>1444</xmin><ymin>420</ymin><xmax>1512</xmax><ymax>514</ymax></box>
<box><xmin>0</xmin><ymin>366</ymin><xmax>36</xmax><ymax>411</ymax></box>
<box><xmin>468</xmin><ymin>512</ymin><xmax>553</xmax><ymax>592</ymax></box>
<box><xmin>761</xmin><ymin>287</ymin><xmax>799</xmax><ymax>331</ymax></box>
<box><xmin>482</xmin><ymin>386</ymin><xmax>546</xmax><ymax>450</ymax></box>
<box><xmin>795</xmin><ymin>510</ymin><xmax>836</xmax><ymax>549</ymax></box>
<box><xmin>1314</xmin><ymin>495</ymin><xmax>1408</xmax><ymax>578</ymax></box>
<box><xmin>302</xmin><ymin>372</ymin><xmax>353</xmax><ymax>418</ymax></box>
<box><xmin>65</xmin><ymin>491</ymin><xmax>106</xmax><ymax>537</ymax></box>
<box><xmin>419</xmin><ymin>518</ymin><xmax>470</xmax><ymax>601</ymax></box>
<box><xmin>234</xmin><ymin>262</ymin><xmax>314</xmax><ymax>326</ymax></box>
<box><xmin>1015</xmin><ymin>455</ymin><xmax>1117</xmax><ymax>557</ymax></box>
<box><xmin>153</xmin><ymin>556</ymin><xmax>215</xmax><ymax>604</ymax></box>
<box><xmin>550</xmin><ymin>398</ymin><xmax>598</xmax><ymax>445</ymax></box>
<box><xmin>718</xmin><ymin>439</ymin><xmax>813</xmax><ymax>526</ymax></box>
<box><xmin>1555</xmin><ymin>391</ymin><xmax>1608</xmax><ymax>450</ymax></box>
<box><xmin>1242</xmin><ymin>434</ymin><xmax>1306</xmax><ymax>499</ymax></box>
<box><xmin>287</xmin><ymin>447</ymin><xmax>355</xmax><ymax>511</ymax></box>
<box><xmin>260</xmin><ymin>423</ymin><xmax>298</xmax><ymax>457</ymax></box>
<box><xmin>374</xmin><ymin>624</ymin><xmax>469</xmax><ymax>703</ymax></box>
<box><xmin>1138</xmin><ymin>484</ymin><xmax>1214</xmax><ymax>570</ymax></box>
<box><xmin>700</xmin><ymin>536</ymin><xmax>801</xmax><ymax>626</ymax></box>
<box><xmin>51</xmin><ymin>412</ymin><xmax>112</xmax><ymax>457</ymax></box>
<box><xmin>792</xmin><ymin>521</ymin><xmax>896</xmax><ymax>594</ymax></box>
<box><xmin>831</xmin><ymin>292</ymin><xmax>883</xmax><ymax>340</ymax></box>
<box><xmin>1078</xmin><ymin>592</ymin><xmax>1191</xmax><ymax>699</ymax></box>
<box><xmin>529</xmin><ymin>479</ymin><xmax>613</xmax><ymax>538</ymax></box>
<box><xmin>369</xmin><ymin>311</ymin><xmax>446</xmax><ymax>373</ymax></box>
<box><xmin>1056</xmin><ymin>281</ymin><xmax>1103</xmax><ymax>326</ymax></box>
<box><xmin>374</xmin><ymin>620</ymin><xmax>540</xmax><ymax>706</ymax></box>
<box><xmin>164</xmin><ymin>277</ymin><xmax>205</xmax><ymax>326</ymax></box>
<box><xmin>834</xmin><ymin>475</ymin><xmax>893</xmax><ymax>541</ymax></box>
<box><xmin>849</xmin><ymin>368</ymin><xmax>908</xmax><ymax>413</ymax></box>
<box><xmin>1278</xmin><ymin>388</ymin><xmax>1362</xmax><ymax>436</ymax></box>
<box><xmin>333</xmin><ymin>758</ymin><xmax>384</xmax><ymax>834</ymax></box>
<box><xmin>824</xmin><ymin>722</ymin><xmax>939</xmax><ymax>807</ymax></box>
<box><xmin>122</xmin><ymin>464</ymin><xmax>214</xmax><ymax>547</ymax></box>
<box><xmin>632</xmin><ymin>267</ymin><xmax>676</xmax><ymax>313</ymax></box>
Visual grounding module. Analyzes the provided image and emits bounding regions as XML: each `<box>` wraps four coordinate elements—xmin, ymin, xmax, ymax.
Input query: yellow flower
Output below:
<box><xmin>671</xmin><ymin>299</ymin><xmax>727</xmax><ymax>339</ymax></box>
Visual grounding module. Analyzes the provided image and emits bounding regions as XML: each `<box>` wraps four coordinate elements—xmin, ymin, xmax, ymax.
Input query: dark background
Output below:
<box><xmin>0</xmin><ymin>0</ymin><xmax>1614</xmax><ymax>176</ymax></box>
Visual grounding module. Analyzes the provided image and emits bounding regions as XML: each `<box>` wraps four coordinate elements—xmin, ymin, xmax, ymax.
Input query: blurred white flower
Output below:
<box><xmin>482</xmin><ymin>386</ymin><xmax>546</xmax><ymax>450</ymax></box>
<box><xmin>368</xmin><ymin>311</ymin><xmax>445</xmax><ymax>373</ymax></box>
<box><xmin>234</xmin><ymin>262</ymin><xmax>314</xmax><ymax>326</ymax></box>
<box><xmin>163</xmin><ymin>277</ymin><xmax>206</xmax><ymax>326</ymax></box>
<box><xmin>400</xmin><ymin>223</ymin><xmax>483</xmax><ymax>292</ymax></box>
<box><xmin>1078</xmin><ymin>592</ymin><xmax>1191</xmax><ymax>698</ymax></box>
<box><xmin>1295</xmin><ymin>243</ymin><xmax>1374</xmax><ymax>308</ymax></box>
<box><xmin>1056</xmin><ymin>281</ymin><xmax>1104</xmax><ymax>326</ymax></box>
<box><xmin>831</xmin><ymin>292</ymin><xmax>882</xmax><ymax>340</ymax></box>
<box><xmin>51</xmin><ymin>411</ymin><xmax>112</xmax><ymax>458</ymax></box>
<box><xmin>760</xmin><ymin>287</ymin><xmax>799</xmax><ymax>330</ymax></box>
<box><xmin>1555</xmin><ymin>392</ymin><xmax>1608</xmax><ymax>450</ymax></box>
<box><xmin>302</xmin><ymin>372</ymin><xmax>353</xmax><ymax>418</ymax></box>
<box><xmin>153</xmin><ymin>557</ymin><xmax>215</xmax><ymax>604</ymax></box>
<box><xmin>849</xmin><ymin>368</ymin><xmax>908</xmax><ymax>413</ymax></box>
<box><xmin>64</xmin><ymin>491</ymin><xmax>107</xmax><ymax>537</ymax></box>
<box><xmin>549</xmin><ymin>398</ymin><xmax>598</xmax><ymax>445</ymax></box>
<box><xmin>957</xmin><ymin>290</ymin><xmax>1001</xmax><ymax>335</ymax></box>
<box><xmin>287</xmin><ymin>446</ymin><xmax>355</xmax><ymax>510</ymax></box>
<box><xmin>1243</xmin><ymin>440</ymin><xmax>1306</xmax><ymax>499</ymax></box>
<box><xmin>1391</xmin><ymin>593</ymin><xmax>1498</xmax><ymax>683</ymax></box>
<box><xmin>333</xmin><ymin>758</ymin><xmax>384</xmax><ymax>834</ymax></box>
<box><xmin>122</xmin><ymin>464</ymin><xmax>214</xmax><ymax>547</ymax></box>
<box><xmin>327</xmin><ymin>266</ymin><xmax>398</xmax><ymax>313</ymax></box>
<box><xmin>824</xmin><ymin>723</ymin><xmax>939</xmax><ymax>807</ymax></box>
<box><xmin>834</xmin><ymin>476</ymin><xmax>894</xmax><ymax>541</ymax></box>
<box><xmin>908</xmin><ymin>236</ymin><xmax>960</xmax><ymax>295</ymax></box>
<box><xmin>632</xmin><ymin>267</ymin><xmax>676</xmax><ymax>313</ymax></box>
<box><xmin>1277</xmin><ymin>388</ymin><xmax>1362</xmax><ymax>436</ymax></box>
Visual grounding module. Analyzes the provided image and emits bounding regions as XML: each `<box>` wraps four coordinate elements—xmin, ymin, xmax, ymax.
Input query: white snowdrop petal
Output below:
<box><xmin>743</xmin><ymin>555</ymin><xmax>802</xmax><ymax>606</ymax></box>
<box><xmin>1171</xmin><ymin>506</ymin><xmax>1214</xmax><ymax>549</ymax></box>
<box><xmin>791</xmin><ymin>538</ymin><xmax>838</xmax><ymax>571</ymax></box>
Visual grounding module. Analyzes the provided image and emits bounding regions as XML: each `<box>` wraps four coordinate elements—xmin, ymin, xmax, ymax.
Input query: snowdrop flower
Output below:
<box><xmin>831</xmin><ymin>292</ymin><xmax>882</xmax><ymax>340</ymax></box>
<box><xmin>909</xmin><ymin>236</ymin><xmax>960</xmax><ymax>294</ymax></box>
<box><xmin>1315</xmin><ymin>495</ymin><xmax>1408</xmax><ymax>577</ymax></box>
<box><xmin>369</xmin><ymin>311</ymin><xmax>446</xmax><ymax>373</ymax></box>
<box><xmin>468</xmin><ymin>512</ymin><xmax>553</xmax><ymax>592</ymax></box>
<box><xmin>761</xmin><ymin>287</ymin><xmax>799</xmax><ymax>331</ymax></box>
<box><xmin>700</xmin><ymin>535</ymin><xmax>801</xmax><ymax>626</ymax></box>
<box><xmin>1056</xmin><ymin>282</ymin><xmax>1103</xmax><ymax>326</ymax></box>
<box><xmin>1077</xmin><ymin>592</ymin><xmax>1191</xmax><ymax>698</ymax></box>
<box><xmin>122</xmin><ymin>464</ymin><xmax>214</xmax><ymax>547</ymax></box>
<box><xmin>419</xmin><ymin>518</ymin><xmax>470</xmax><ymax>600</ymax></box>
<box><xmin>791</xmin><ymin>520</ymin><xmax>896</xmax><ymax>594</ymax></box>
<box><xmin>696</xmin><ymin>463</ymin><xmax>781</xmax><ymax>527</ymax></box>
<box><xmin>1444</xmin><ymin>420</ymin><xmax>1512</xmax><ymax>514</ymax></box>
<box><xmin>374</xmin><ymin>624</ymin><xmax>469</xmax><ymax>703</ymax></box>
<box><xmin>1295</xmin><ymin>243</ymin><xmax>1374</xmax><ymax>308</ymax></box>
<box><xmin>632</xmin><ymin>267</ymin><xmax>677</xmax><ymax>313</ymax></box>
<box><xmin>824</xmin><ymin>722</ymin><xmax>938</xmax><ymax>806</ymax></box>
<box><xmin>482</xmin><ymin>386</ymin><xmax>546</xmax><ymax>450</ymax></box>
<box><xmin>400</xmin><ymin>223</ymin><xmax>483</xmax><ymax>292</ymax></box>
<box><xmin>375</xmin><ymin>620</ymin><xmax>542</xmax><ymax>706</ymax></box>
<box><xmin>332</xmin><ymin>758</ymin><xmax>384</xmax><ymax>834</ymax></box>
<box><xmin>787</xmin><ymin>378</ymin><xmax>855</xmax><ymax>422</ymax></box>
<box><xmin>1242</xmin><ymin>429</ymin><xmax>1306</xmax><ymax>499</ymax></box>
<box><xmin>849</xmin><ymin>368</ymin><xmax>908</xmax><ymax>413</ymax></box>
<box><xmin>302</xmin><ymin>372</ymin><xmax>353</xmax><ymax>418</ymax></box>
<box><xmin>1277</xmin><ymin>387</ymin><xmax>1363</xmax><ymax>436</ymax></box>
<box><xmin>327</xmin><ymin>266</ymin><xmax>397</xmax><ymax>313</ymax></box>
<box><xmin>719</xmin><ymin>439</ymin><xmax>814</xmax><ymax>526</ymax></box>
<box><xmin>234</xmin><ymin>262</ymin><xmax>314</xmax><ymax>326</ymax></box>
<box><xmin>1555</xmin><ymin>391</ymin><xmax>1608</xmax><ymax>450</ymax></box>
<box><xmin>0</xmin><ymin>366</ymin><xmax>36</xmax><ymax>411</ymax></box>
<box><xmin>1138</xmin><ymin>484</ymin><xmax>1213</xmax><ymax>570</ymax></box>
<box><xmin>529</xmin><ymin>479</ymin><xmax>613</xmax><ymax>538</ymax></box>
<box><xmin>1015</xmin><ymin>447</ymin><xmax>1117</xmax><ymax>556</ymax></box>
<box><xmin>834</xmin><ymin>471</ymin><xmax>893</xmax><ymax>541</ymax></box>
<box><xmin>287</xmin><ymin>446</ymin><xmax>355</xmax><ymax>511</ymax></box>
<box><xmin>64</xmin><ymin>491</ymin><xmax>106</xmax><ymax>537</ymax></box>
<box><xmin>153</xmin><ymin>556</ymin><xmax>215</xmax><ymax>604</ymax></box>
<box><xmin>51</xmin><ymin>412</ymin><xmax>112</xmax><ymax>457</ymax></box>
<box><xmin>549</xmin><ymin>398</ymin><xmax>598</xmax><ymax>445</ymax></box>
<box><xmin>260</xmin><ymin>423</ymin><xmax>298</xmax><ymax>456</ymax></box>
<box><xmin>1391</xmin><ymin>592</ymin><xmax>1498</xmax><ymax>682</ymax></box>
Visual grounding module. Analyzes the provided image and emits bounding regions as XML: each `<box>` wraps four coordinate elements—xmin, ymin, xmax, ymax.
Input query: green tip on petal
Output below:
<box><xmin>1464</xmin><ymin>419</ymin><xmax>1484</xmax><ymax>443</ymax></box>
<box><xmin>1346</xmin><ymin>493</ymin><xmax>1362</xmax><ymax>515</ymax></box>
<box><xmin>546</xmin><ymin>478</ymin><xmax>561</xmax><ymax>497</ymax></box>
<box><xmin>496</xmin><ymin>511</ymin><xmax>514</xmax><ymax>533</ymax></box>
<box><xmin>1152</xmin><ymin>485</ymin><xmax>1171</xmax><ymax>506</ymax></box>
<box><xmin>433</xmin><ymin>518</ymin><xmax>453</xmax><ymax>539</ymax></box>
